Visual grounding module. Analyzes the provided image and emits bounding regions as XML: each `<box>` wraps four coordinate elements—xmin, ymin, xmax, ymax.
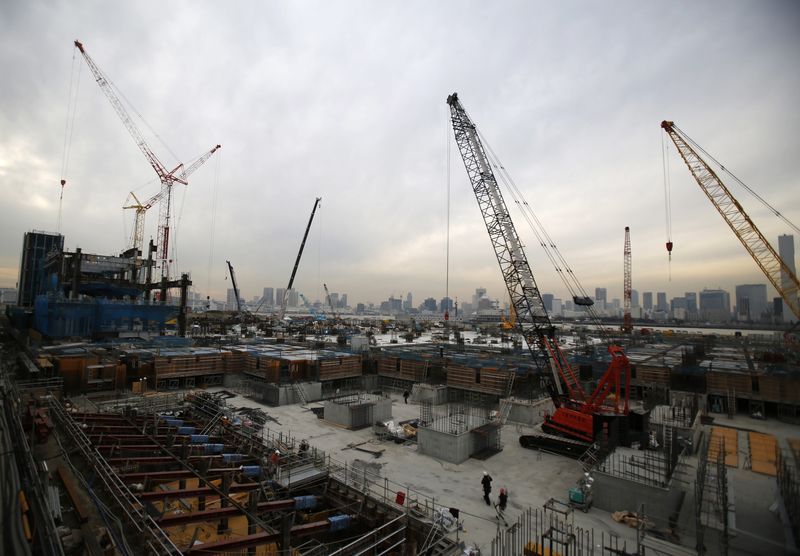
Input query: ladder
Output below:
<box><xmin>498</xmin><ymin>398</ymin><xmax>513</xmax><ymax>425</ymax></box>
<box><xmin>727</xmin><ymin>389</ymin><xmax>735</xmax><ymax>419</ymax></box>
<box><xmin>293</xmin><ymin>382</ymin><xmax>308</xmax><ymax>406</ymax></box>
<box><xmin>578</xmin><ymin>443</ymin><xmax>602</xmax><ymax>473</ymax></box>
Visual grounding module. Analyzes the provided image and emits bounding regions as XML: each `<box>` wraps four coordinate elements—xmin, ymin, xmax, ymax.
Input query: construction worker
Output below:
<box><xmin>403</xmin><ymin>390</ymin><xmax>410</xmax><ymax>404</ymax></box>
<box><xmin>481</xmin><ymin>471</ymin><xmax>492</xmax><ymax>505</ymax></box>
<box><xmin>497</xmin><ymin>488</ymin><xmax>508</xmax><ymax>511</ymax></box>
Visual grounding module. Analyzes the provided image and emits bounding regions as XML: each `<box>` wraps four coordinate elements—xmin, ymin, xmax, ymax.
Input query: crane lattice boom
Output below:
<box><xmin>447</xmin><ymin>93</ymin><xmax>630</xmax><ymax>441</ymax></box>
<box><xmin>623</xmin><ymin>227</ymin><xmax>632</xmax><ymax>333</ymax></box>
<box><xmin>662</xmin><ymin>121</ymin><xmax>799</xmax><ymax>320</ymax></box>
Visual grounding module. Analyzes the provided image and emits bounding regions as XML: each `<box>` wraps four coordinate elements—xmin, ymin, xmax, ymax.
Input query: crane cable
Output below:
<box><xmin>661</xmin><ymin>133</ymin><xmax>673</xmax><ymax>279</ymax></box>
<box><xmin>444</xmin><ymin>105</ymin><xmax>451</xmax><ymax>324</ymax></box>
<box><xmin>470</xmin><ymin>117</ymin><xmax>610</xmax><ymax>339</ymax></box>
<box><xmin>59</xmin><ymin>48</ymin><xmax>83</xmax><ymax>233</ymax></box>
<box><xmin>671</xmin><ymin>123</ymin><xmax>800</xmax><ymax>236</ymax></box>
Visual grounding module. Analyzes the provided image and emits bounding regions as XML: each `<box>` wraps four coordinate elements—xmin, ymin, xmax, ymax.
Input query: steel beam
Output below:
<box><xmin>157</xmin><ymin>497</ymin><xmax>317</xmax><ymax>527</ymax></box>
<box><xmin>137</xmin><ymin>483</ymin><xmax>261</xmax><ymax>501</ymax></box>
<box><xmin>184</xmin><ymin>520</ymin><xmax>334</xmax><ymax>553</ymax></box>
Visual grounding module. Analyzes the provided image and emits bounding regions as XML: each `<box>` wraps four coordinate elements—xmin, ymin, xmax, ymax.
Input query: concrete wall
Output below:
<box><xmin>362</xmin><ymin>374</ymin><xmax>379</xmax><ymax>392</ymax></box>
<box><xmin>506</xmin><ymin>397</ymin><xmax>553</xmax><ymax>425</ymax></box>
<box><xmin>413</xmin><ymin>384</ymin><xmax>447</xmax><ymax>405</ymax></box>
<box><xmin>593</xmin><ymin>470</ymin><xmax>683</xmax><ymax>523</ymax></box>
<box><xmin>324</xmin><ymin>396</ymin><xmax>392</xmax><ymax>429</ymax></box>
<box><xmin>418</xmin><ymin>427</ymin><xmax>473</xmax><ymax>464</ymax></box>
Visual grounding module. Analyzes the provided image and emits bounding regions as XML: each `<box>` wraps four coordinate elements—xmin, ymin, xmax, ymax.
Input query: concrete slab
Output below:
<box><xmin>207</xmin><ymin>388</ymin><xmax>641</xmax><ymax>551</ymax></box>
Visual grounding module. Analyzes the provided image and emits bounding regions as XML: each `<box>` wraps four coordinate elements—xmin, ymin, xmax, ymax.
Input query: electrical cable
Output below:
<box><xmin>662</xmin><ymin>132</ymin><xmax>673</xmax><ymax>281</ymax></box>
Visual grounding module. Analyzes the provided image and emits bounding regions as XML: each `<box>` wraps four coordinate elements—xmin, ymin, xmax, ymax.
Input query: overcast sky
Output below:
<box><xmin>1</xmin><ymin>1</ymin><xmax>798</xmax><ymax>308</ymax></box>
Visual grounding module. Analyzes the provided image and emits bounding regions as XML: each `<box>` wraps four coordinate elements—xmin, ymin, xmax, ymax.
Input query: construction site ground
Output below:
<box><xmin>201</xmin><ymin>388</ymin><xmax>643</xmax><ymax>552</ymax></box>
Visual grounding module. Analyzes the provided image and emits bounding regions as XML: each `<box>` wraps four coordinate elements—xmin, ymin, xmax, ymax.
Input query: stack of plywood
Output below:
<box><xmin>749</xmin><ymin>432</ymin><xmax>777</xmax><ymax>476</ymax></box>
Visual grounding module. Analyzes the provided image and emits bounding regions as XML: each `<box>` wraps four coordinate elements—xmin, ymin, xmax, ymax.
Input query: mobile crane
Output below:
<box><xmin>661</xmin><ymin>120</ymin><xmax>799</xmax><ymax>322</ymax></box>
<box><xmin>447</xmin><ymin>93</ymin><xmax>631</xmax><ymax>449</ymax></box>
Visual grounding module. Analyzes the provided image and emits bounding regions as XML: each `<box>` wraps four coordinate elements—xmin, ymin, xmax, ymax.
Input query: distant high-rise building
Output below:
<box><xmin>656</xmin><ymin>292</ymin><xmax>668</xmax><ymax>312</ymax></box>
<box><xmin>341</xmin><ymin>293</ymin><xmax>348</xmax><ymax>308</ymax></box>
<box><xmin>542</xmin><ymin>293</ymin><xmax>554</xmax><ymax>312</ymax></box>
<box><xmin>643</xmin><ymin>292</ymin><xmax>653</xmax><ymax>311</ymax></box>
<box><xmin>329</xmin><ymin>292</ymin><xmax>340</xmax><ymax>308</ymax></box>
<box><xmin>699</xmin><ymin>288</ymin><xmax>731</xmax><ymax>322</ymax></box>
<box><xmin>276</xmin><ymin>287</ymin><xmax>286</xmax><ymax>309</ymax></box>
<box><xmin>473</xmin><ymin>288</ymin><xmax>487</xmax><ymax>308</ymax></box>
<box><xmin>671</xmin><ymin>297</ymin><xmax>687</xmax><ymax>312</ymax></box>
<box><xmin>287</xmin><ymin>289</ymin><xmax>299</xmax><ymax>307</ymax></box>
<box><xmin>630</xmin><ymin>289</ymin><xmax>639</xmax><ymax>308</ymax></box>
<box><xmin>685</xmin><ymin>292</ymin><xmax>697</xmax><ymax>315</ymax></box>
<box><xmin>735</xmin><ymin>284</ymin><xmax>768</xmax><ymax>322</ymax></box>
<box><xmin>595</xmin><ymin>288</ymin><xmax>607</xmax><ymax>304</ymax></box>
<box><xmin>356</xmin><ymin>303</ymin><xmax>365</xmax><ymax>314</ymax></box>
<box><xmin>778</xmin><ymin>234</ymin><xmax>796</xmax><ymax>322</ymax></box>
<box><xmin>262</xmin><ymin>287</ymin><xmax>274</xmax><ymax>307</ymax></box>
<box><xmin>404</xmin><ymin>292</ymin><xmax>412</xmax><ymax>311</ymax></box>
<box><xmin>17</xmin><ymin>231</ymin><xmax>64</xmax><ymax>307</ymax></box>
<box><xmin>226</xmin><ymin>288</ymin><xmax>237</xmax><ymax>309</ymax></box>
<box><xmin>779</xmin><ymin>234</ymin><xmax>796</xmax><ymax>290</ymax></box>
<box><xmin>440</xmin><ymin>297</ymin><xmax>454</xmax><ymax>313</ymax></box>
<box><xmin>423</xmin><ymin>298</ymin><xmax>437</xmax><ymax>312</ymax></box>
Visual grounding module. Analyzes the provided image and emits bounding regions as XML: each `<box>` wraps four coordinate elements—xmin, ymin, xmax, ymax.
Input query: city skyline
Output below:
<box><xmin>1</xmin><ymin>2</ymin><xmax>798</xmax><ymax>305</ymax></box>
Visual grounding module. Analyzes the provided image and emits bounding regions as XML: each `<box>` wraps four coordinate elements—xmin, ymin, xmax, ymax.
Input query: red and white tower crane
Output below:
<box><xmin>74</xmin><ymin>40</ymin><xmax>220</xmax><ymax>279</ymax></box>
<box><xmin>622</xmin><ymin>226</ymin><xmax>633</xmax><ymax>333</ymax></box>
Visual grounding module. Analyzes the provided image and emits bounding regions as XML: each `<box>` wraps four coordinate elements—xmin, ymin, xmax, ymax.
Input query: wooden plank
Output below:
<box><xmin>57</xmin><ymin>466</ymin><xmax>90</xmax><ymax>524</ymax></box>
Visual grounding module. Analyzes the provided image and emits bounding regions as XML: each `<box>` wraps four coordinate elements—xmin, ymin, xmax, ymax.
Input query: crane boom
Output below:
<box><xmin>662</xmin><ymin>121</ymin><xmax>800</xmax><ymax>320</ymax></box>
<box><xmin>74</xmin><ymin>40</ymin><xmax>173</xmax><ymax>183</ymax></box>
<box><xmin>622</xmin><ymin>227</ymin><xmax>633</xmax><ymax>333</ymax></box>
<box><xmin>226</xmin><ymin>260</ymin><xmax>242</xmax><ymax>316</ymax></box>
<box><xmin>448</xmin><ymin>93</ymin><xmax>630</xmax><ymax>443</ymax></box>
<box><xmin>277</xmin><ymin>197</ymin><xmax>322</xmax><ymax>321</ymax></box>
<box><xmin>75</xmin><ymin>39</ymin><xmax>219</xmax><ymax>280</ymax></box>
<box><xmin>446</xmin><ymin>93</ymin><xmax>554</xmax><ymax>372</ymax></box>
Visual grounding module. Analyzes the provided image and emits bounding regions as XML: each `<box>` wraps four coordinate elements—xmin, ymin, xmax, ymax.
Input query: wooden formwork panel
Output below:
<box><xmin>447</xmin><ymin>364</ymin><xmax>511</xmax><ymax>395</ymax></box>
<box><xmin>708</xmin><ymin>426</ymin><xmax>738</xmax><ymax>467</ymax></box>
<box><xmin>226</xmin><ymin>351</ymin><xmax>247</xmax><ymax>373</ymax></box>
<box><xmin>788</xmin><ymin>438</ymin><xmax>800</xmax><ymax>466</ymax></box>
<box><xmin>749</xmin><ymin>431</ymin><xmax>777</xmax><ymax>476</ymax></box>
<box><xmin>707</xmin><ymin>371</ymin><xmax>751</xmax><ymax>394</ymax></box>
<box><xmin>635</xmin><ymin>366</ymin><xmax>670</xmax><ymax>386</ymax></box>
<box><xmin>154</xmin><ymin>353</ymin><xmax>226</xmax><ymax>378</ymax></box>
<box><xmin>319</xmin><ymin>356</ymin><xmax>362</xmax><ymax>380</ymax></box>
<box><xmin>399</xmin><ymin>359</ymin><xmax>427</xmax><ymax>381</ymax></box>
<box><xmin>758</xmin><ymin>375</ymin><xmax>783</xmax><ymax>401</ymax></box>
<box><xmin>377</xmin><ymin>358</ymin><xmax>398</xmax><ymax>377</ymax></box>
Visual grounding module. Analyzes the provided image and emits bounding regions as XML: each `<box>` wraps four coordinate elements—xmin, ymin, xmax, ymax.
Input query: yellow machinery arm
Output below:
<box><xmin>661</xmin><ymin>120</ymin><xmax>799</xmax><ymax>320</ymax></box>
